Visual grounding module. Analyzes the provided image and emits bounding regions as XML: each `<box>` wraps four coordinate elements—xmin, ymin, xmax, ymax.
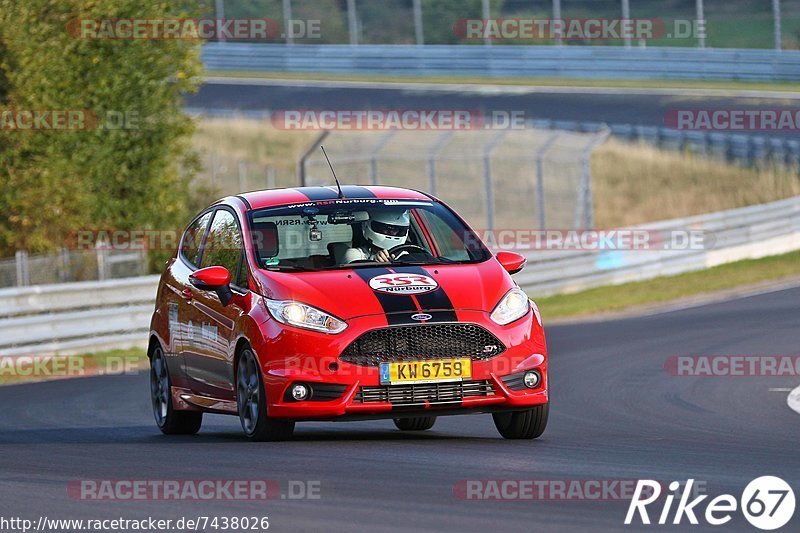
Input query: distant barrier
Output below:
<box><xmin>202</xmin><ymin>44</ymin><xmax>800</xmax><ymax>82</ymax></box>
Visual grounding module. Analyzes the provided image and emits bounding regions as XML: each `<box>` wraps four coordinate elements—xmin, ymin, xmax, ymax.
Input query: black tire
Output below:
<box><xmin>393</xmin><ymin>416</ymin><xmax>436</xmax><ymax>431</ymax></box>
<box><xmin>150</xmin><ymin>344</ymin><xmax>202</xmax><ymax>435</ymax></box>
<box><xmin>236</xmin><ymin>348</ymin><xmax>295</xmax><ymax>442</ymax></box>
<box><xmin>492</xmin><ymin>404</ymin><xmax>548</xmax><ymax>439</ymax></box>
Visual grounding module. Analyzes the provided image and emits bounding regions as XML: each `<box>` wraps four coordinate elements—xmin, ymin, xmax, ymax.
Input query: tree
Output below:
<box><xmin>0</xmin><ymin>0</ymin><xmax>202</xmax><ymax>256</ymax></box>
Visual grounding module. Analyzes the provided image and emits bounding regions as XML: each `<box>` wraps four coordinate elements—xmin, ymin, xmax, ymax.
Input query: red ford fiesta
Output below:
<box><xmin>148</xmin><ymin>185</ymin><xmax>548</xmax><ymax>441</ymax></box>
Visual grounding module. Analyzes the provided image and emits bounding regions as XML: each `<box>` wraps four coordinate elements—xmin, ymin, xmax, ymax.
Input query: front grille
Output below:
<box><xmin>340</xmin><ymin>323</ymin><xmax>506</xmax><ymax>366</ymax></box>
<box><xmin>354</xmin><ymin>379</ymin><xmax>494</xmax><ymax>405</ymax></box>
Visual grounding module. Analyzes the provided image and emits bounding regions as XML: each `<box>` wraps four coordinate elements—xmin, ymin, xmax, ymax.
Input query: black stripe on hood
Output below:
<box><xmin>391</xmin><ymin>266</ymin><xmax>458</xmax><ymax>322</ymax></box>
<box><xmin>352</xmin><ymin>267</ymin><xmax>419</xmax><ymax>325</ymax></box>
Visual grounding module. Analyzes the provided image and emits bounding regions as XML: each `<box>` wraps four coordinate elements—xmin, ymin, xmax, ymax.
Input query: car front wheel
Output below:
<box><xmin>237</xmin><ymin>348</ymin><xmax>294</xmax><ymax>442</ymax></box>
<box><xmin>492</xmin><ymin>404</ymin><xmax>548</xmax><ymax>439</ymax></box>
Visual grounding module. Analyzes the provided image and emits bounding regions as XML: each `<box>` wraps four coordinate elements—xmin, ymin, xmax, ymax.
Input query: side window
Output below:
<box><xmin>417</xmin><ymin>209</ymin><xmax>471</xmax><ymax>261</ymax></box>
<box><xmin>180</xmin><ymin>211</ymin><xmax>212</xmax><ymax>267</ymax></box>
<box><xmin>201</xmin><ymin>210</ymin><xmax>243</xmax><ymax>277</ymax></box>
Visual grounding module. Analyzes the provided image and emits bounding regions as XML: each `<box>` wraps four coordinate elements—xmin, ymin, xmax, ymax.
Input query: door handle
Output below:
<box><xmin>181</xmin><ymin>289</ymin><xmax>193</xmax><ymax>301</ymax></box>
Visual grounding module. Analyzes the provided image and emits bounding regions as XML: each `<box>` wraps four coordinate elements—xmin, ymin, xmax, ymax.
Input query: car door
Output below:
<box><xmin>170</xmin><ymin>210</ymin><xmax>214</xmax><ymax>385</ymax></box>
<box><xmin>182</xmin><ymin>207</ymin><xmax>248</xmax><ymax>397</ymax></box>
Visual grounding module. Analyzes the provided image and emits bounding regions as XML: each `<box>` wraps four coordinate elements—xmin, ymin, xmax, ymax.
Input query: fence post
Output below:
<box><xmin>214</xmin><ymin>0</ymin><xmax>226</xmax><ymax>43</ymax></box>
<box><xmin>413</xmin><ymin>0</ymin><xmax>423</xmax><ymax>45</ymax></box>
<box><xmin>621</xmin><ymin>0</ymin><xmax>631</xmax><ymax>48</ymax></box>
<box><xmin>347</xmin><ymin>0</ymin><xmax>358</xmax><ymax>45</ymax></box>
<box><xmin>96</xmin><ymin>240</ymin><xmax>108</xmax><ymax>281</ymax></box>
<box><xmin>297</xmin><ymin>130</ymin><xmax>331</xmax><ymax>186</ymax></box>
<box><xmin>552</xmin><ymin>0</ymin><xmax>562</xmax><ymax>46</ymax></box>
<box><xmin>482</xmin><ymin>0</ymin><xmax>491</xmax><ymax>46</ymax></box>
<box><xmin>15</xmin><ymin>250</ymin><xmax>29</xmax><ymax>287</ymax></box>
<box><xmin>283</xmin><ymin>0</ymin><xmax>294</xmax><ymax>45</ymax></box>
<box><xmin>483</xmin><ymin>130</ymin><xmax>510</xmax><ymax>232</ymax></box>
<box><xmin>773</xmin><ymin>0</ymin><xmax>782</xmax><ymax>51</ymax></box>
<box><xmin>575</xmin><ymin>127</ymin><xmax>611</xmax><ymax>229</ymax></box>
<box><xmin>426</xmin><ymin>131</ymin><xmax>454</xmax><ymax>196</ymax></box>
<box><xmin>369</xmin><ymin>130</ymin><xmax>397</xmax><ymax>185</ymax></box>
<box><xmin>59</xmin><ymin>247</ymin><xmax>71</xmax><ymax>282</ymax></box>
<box><xmin>266</xmin><ymin>165</ymin><xmax>276</xmax><ymax>189</ymax></box>
<box><xmin>534</xmin><ymin>132</ymin><xmax>560</xmax><ymax>230</ymax></box>
<box><xmin>696</xmin><ymin>0</ymin><xmax>706</xmax><ymax>48</ymax></box>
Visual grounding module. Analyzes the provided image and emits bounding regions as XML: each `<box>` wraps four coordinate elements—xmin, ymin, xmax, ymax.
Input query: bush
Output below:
<box><xmin>0</xmin><ymin>0</ymin><xmax>202</xmax><ymax>257</ymax></box>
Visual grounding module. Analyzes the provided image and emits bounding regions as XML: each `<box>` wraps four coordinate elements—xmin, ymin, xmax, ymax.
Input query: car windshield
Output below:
<box><xmin>248</xmin><ymin>198</ymin><xmax>491</xmax><ymax>271</ymax></box>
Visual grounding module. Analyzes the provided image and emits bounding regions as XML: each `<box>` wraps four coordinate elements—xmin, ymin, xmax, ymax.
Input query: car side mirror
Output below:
<box><xmin>189</xmin><ymin>266</ymin><xmax>234</xmax><ymax>306</ymax></box>
<box><xmin>496</xmin><ymin>251</ymin><xmax>527</xmax><ymax>275</ymax></box>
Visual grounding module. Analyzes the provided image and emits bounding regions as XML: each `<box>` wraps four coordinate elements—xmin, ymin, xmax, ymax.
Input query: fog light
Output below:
<box><xmin>291</xmin><ymin>383</ymin><xmax>309</xmax><ymax>401</ymax></box>
<box><xmin>523</xmin><ymin>371</ymin><xmax>540</xmax><ymax>389</ymax></box>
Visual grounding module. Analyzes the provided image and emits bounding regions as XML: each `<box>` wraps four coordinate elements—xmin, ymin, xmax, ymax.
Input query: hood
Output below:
<box><xmin>251</xmin><ymin>259</ymin><xmax>514</xmax><ymax>320</ymax></box>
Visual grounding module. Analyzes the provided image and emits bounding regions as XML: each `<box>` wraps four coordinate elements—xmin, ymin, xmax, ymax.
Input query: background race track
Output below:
<box><xmin>188</xmin><ymin>79</ymin><xmax>800</xmax><ymax>136</ymax></box>
<box><xmin>1</xmin><ymin>286</ymin><xmax>798</xmax><ymax>531</ymax></box>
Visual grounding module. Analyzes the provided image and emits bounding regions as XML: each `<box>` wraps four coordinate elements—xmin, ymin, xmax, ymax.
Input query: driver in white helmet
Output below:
<box><xmin>341</xmin><ymin>209</ymin><xmax>410</xmax><ymax>264</ymax></box>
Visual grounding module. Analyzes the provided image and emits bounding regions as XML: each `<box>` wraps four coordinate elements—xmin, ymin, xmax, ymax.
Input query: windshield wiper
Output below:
<box><xmin>261</xmin><ymin>265</ymin><xmax>316</xmax><ymax>272</ymax></box>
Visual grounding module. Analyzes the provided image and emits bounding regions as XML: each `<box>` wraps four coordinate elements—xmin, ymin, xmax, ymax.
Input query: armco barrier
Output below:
<box><xmin>202</xmin><ymin>44</ymin><xmax>800</xmax><ymax>82</ymax></box>
<box><xmin>0</xmin><ymin>196</ymin><xmax>798</xmax><ymax>356</ymax></box>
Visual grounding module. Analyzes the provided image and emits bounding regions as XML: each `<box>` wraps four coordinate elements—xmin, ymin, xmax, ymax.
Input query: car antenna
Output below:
<box><xmin>320</xmin><ymin>145</ymin><xmax>345</xmax><ymax>199</ymax></box>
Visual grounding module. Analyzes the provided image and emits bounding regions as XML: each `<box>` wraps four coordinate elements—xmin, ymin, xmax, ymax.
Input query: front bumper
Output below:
<box><xmin>257</xmin><ymin>309</ymin><xmax>548</xmax><ymax>420</ymax></box>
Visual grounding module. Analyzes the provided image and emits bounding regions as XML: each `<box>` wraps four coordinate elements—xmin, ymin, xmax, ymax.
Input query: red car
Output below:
<box><xmin>148</xmin><ymin>186</ymin><xmax>548</xmax><ymax>441</ymax></box>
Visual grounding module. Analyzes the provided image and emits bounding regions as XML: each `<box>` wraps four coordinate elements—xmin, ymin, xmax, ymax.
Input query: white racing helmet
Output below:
<box><xmin>363</xmin><ymin>209</ymin><xmax>410</xmax><ymax>250</ymax></box>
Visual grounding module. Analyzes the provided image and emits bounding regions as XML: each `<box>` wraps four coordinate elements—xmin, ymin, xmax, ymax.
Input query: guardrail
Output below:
<box><xmin>1</xmin><ymin>196</ymin><xmax>798</xmax><ymax>356</ymax></box>
<box><xmin>202</xmin><ymin>44</ymin><xmax>800</xmax><ymax>81</ymax></box>
<box><xmin>0</xmin><ymin>276</ymin><xmax>159</xmax><ymax>356</ymax></box>
<box><xmin>515</xmin><ymin>196</ymin><xmax>800</xmax><ymax>296</ymax></box>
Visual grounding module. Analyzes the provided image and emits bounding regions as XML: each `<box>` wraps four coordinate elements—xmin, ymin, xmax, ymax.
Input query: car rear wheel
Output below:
<box><xmin>393</xmin><ymin>417</ymin><xmax>436</xmax><ymax>431</ymax></box>
<box><xmin>237</xmin><ymin>348</ymin><xmax>295</xmax><ymax>442</ymax></box>
<box><xmin>150</xmin><ymin>344</ymin><xmax>202</xmax><ymax>435</ymax></box>
<box><xmin>492</xmin><ymin>404</ymin><xmax>548</xmax><ymax>439</ymax></box>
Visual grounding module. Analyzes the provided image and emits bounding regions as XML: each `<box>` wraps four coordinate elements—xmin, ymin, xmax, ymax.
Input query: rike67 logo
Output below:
<box><xmin>625</xmin><ymin>477</ymin><xmax>795</xmax><ymax>530</ymax></box>
<box><xmin>368</xmin><ymin>273</ymin><xmax>439</xmax><ymax>295</ymax></box>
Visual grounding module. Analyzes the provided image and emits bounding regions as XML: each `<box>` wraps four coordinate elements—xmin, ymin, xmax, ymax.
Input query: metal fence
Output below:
<box><xmin>209</xmin><ymin>0</ymin><xmax>794</xmax><ymax>50</ymax></box>
<box><xmin>531</xmin><ymin>119</ymin><xmax>800</xmax><ymax>168</ymax></box>
<box><xmin>297</xmin><ymin>127</ymin><xmax>611</xmax><ymax>231</ymax></box>
<box><xmin>0</xmin><ymin>247</ymin><xmax>148</xmax><ymax>289</ymax></box>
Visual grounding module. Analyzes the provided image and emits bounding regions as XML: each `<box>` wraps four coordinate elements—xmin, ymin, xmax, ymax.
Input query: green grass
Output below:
<box><xmin>0</xmin><ymin>348</ymin><xmax>147</xmax><ymax>386</ymax></box>
<box><xmin>204</xmin><ymin>71</ymin><xmax>800</xmax><ymax>93</ymax></box>
<box><xmin>536</xmin><ymin>250</ymin><xmax>800</xmax><ymax>319</ymax></box>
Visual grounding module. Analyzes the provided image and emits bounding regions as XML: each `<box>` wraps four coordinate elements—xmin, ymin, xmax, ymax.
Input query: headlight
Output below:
<box><xmin>266</xmin><ymin>299</ymin><xmax>347</xmax><ymax>334</ymax></box>
<box><xmin>490</xmin><ymin>288</ymin><xmax>530</xmax><ymax>325</ymax></box>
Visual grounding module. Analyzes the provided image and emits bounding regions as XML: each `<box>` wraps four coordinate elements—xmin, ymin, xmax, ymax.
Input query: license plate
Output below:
<box><xmin>379</xmin><ymin>358</ymin><xmax>471</xmax><ymax>385</ymax></box>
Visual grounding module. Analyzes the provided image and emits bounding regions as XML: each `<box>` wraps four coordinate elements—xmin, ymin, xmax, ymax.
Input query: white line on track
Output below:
<box><xmin>203</xmin><ymin>76</ymin><xmax>800</xmax><ymax>99</ymax></box>
<box><xmin>788</xmin><ymin>385</ymin><xmax>800</xmax><ymax>415</ymax></box>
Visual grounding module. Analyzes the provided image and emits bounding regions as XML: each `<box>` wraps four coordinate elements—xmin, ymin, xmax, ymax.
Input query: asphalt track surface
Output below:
<box><xmin>1</xmin><ymin>285</ymin><xmax>798</xmax><ymax>532</ymax></box>
<box><xmin>187</xmin><ymin>79</ymin><xmax>800</xmax><ymax>136</ymax></box>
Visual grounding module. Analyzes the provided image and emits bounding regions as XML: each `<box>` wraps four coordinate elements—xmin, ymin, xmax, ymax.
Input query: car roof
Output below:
<box><xmin>236</xmin><ymin>185</ymin><xmax>433</xmax><ymax>210</ymax></box>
